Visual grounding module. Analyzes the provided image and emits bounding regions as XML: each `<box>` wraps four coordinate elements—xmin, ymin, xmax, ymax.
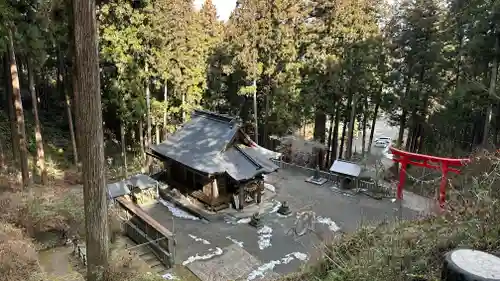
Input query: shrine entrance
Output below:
<box><xmin>389</xmin><ymin>147</ymin><xmax>471</xmax><ymax>208</ymax></box>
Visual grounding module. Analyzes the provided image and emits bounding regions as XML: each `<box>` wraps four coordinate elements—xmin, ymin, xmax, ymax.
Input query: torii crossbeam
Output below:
<box><xmin>389</xmin><ymin>147</ymin><xmax>471</xmax><ymax>208</ymax></box>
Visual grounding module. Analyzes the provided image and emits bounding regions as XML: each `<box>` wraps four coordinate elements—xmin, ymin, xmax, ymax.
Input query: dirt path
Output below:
<box><xmin>38</xmin><ymin>246</ymin><xmax>85</xmax><ymax>281</ymax></box>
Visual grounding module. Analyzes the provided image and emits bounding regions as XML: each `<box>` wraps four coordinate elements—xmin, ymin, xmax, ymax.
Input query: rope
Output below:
<box><xmin>402</xmin><ymin>168</ymin><xmax>442</xmax><ymax>184</ymax></box>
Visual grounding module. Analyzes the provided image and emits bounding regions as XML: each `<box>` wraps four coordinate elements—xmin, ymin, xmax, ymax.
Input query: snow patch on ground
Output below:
<box><xmin>237</xmin><ymin>217</ymin><xmax>251</xmax><ymax>224</ymax></box>
<box><xmin>269</xmin><ymin>200</ymin><xmax>281</xmax><ymax>214</ymax></box>
<box><xmin>316</xmin><ymin>216</ymin><xmax>341</xmax><ymax>232</ymax></box>
<box><xmin>188</xmin><ymin>234</ymin><xmax>210</xmax><ymax>245</ymax></box>
<box><xmin>158</xmin><ymin>199</ymin><xmax>200</xmax><ymax>220</ymax></box>
<box><xmin>224</xmin><ymin>217</ymin><xmax>252</xmax><ymax>225</ymax></box>
<box><xmin>246</xmin><ymin>252</ymin><xmax>309</xmax><ymax>281</ymax></box>
<box><xmin>226</xmin><ymin>236</ymin><xmax>244</xmax><ymax>247</ymax></box>
<box><xmin>182</xmin><ymin>247</ymin><xmax>224</xmax><ymax>266</ymax></box>
<box><xmin>257</xmin><ymin>225</ymin><xmax>273</xmax><ymax>250</ymax></box>
<box><xmin>162</xmin><ymin>273</ymin><xmax>178</xmax><ymax>280</ymax></box>
<box><xmin>264</xmin><ymin>183</ymin><xmax>275</xmax><ymax>193</ymax></box>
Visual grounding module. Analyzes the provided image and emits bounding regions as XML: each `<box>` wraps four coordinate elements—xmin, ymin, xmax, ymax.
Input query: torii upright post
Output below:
<box><xmin>389</xmin><ymin>147</ymin><xmax>470</xmax><ymax>209</ymax></box>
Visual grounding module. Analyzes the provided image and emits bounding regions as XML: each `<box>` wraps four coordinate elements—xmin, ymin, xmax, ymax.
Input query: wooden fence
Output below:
<box><xmin>73</xmin><ymin>199</ymin><xmax>175</xmax><ymax>270</ymax></box>
<box><xmin>116</xmin><ymin>197</ymin><xmax>175</xmax><ymax>268</ymax></box>
<box><xmin>271</xmin><ymin>159</ymin><xmax>383</xmax><ymax>192</ymax></box>
<box><xmin>75</xmin><ymin>244</ymin><xmax>87</xmax><ymax>265</ymax></box>
<box><xmin>75</xmin><ymin>198</ymin><xmax>175</xmax><ymax>269</ymax></box>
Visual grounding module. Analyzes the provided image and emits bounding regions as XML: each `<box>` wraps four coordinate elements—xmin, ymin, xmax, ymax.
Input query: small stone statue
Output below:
<box><xmin>249</xmin><ymin>212</ymin><xmax>263</xmax><ymax>228</ymax></box>
<box><xmin>313</xmin><ymin>165</ymin><xmax>320</xmax><ymax>180</ymax></box>
<box><xmin>277</xmin><ymin>201</ymin><xmax>292</xmax><ymax>216</ymax></box>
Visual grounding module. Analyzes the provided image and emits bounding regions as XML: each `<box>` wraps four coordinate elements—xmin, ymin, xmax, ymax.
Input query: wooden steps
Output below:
<box><xmin>191</xmin><ymin>190</ymin><xmax>230</xmax><ymax>211</ymax></box>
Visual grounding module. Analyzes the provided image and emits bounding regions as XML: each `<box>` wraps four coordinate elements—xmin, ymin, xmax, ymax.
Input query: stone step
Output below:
<box><xmin>150</xmin><ymin>262</ymin><xmax>168</xmax><ymax>273</ymax></box>
<box><xmin>142</xmin><ymin>254</ymin><xmax>158</xmax><ymax>263</ymax></box>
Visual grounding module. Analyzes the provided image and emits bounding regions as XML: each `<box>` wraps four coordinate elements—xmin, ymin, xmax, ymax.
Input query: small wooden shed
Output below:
<box><xmin>329</xmin><ymin>160</ymin><xmax>362</xmax><ymax>189</ymax></box>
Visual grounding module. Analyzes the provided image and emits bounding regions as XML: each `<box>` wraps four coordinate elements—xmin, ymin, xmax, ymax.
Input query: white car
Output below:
<box><xmin>374</xmin><ymin>136</ymin><xmax>391</xmax><ymax>148</ymax></box>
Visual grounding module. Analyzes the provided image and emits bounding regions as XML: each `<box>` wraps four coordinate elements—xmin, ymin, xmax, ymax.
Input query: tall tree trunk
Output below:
<box><xmin>145</xmin><ymin>66</ymin><xmax>152</xmax><ymax>173</ymax></box>
<box><xmin>253</xmin><ymin>79</ymin><xmax>258</xmax><ymax>144</ymax></box>
<box><xmin>120</xmin><ymin>121</ymin><xmax>127</xmax><ymax>179</ymax></box>
<box><xmin>406</xmin><ymin>109</ymin><xmax>418</xmax><ymax>152</ymax></box>
<box><xmin>326</xmin><ymin>109</ymin><xmax>335</xmax><ymax>166</ymax></box>
<box><xmin>331</xmin><ymin>104</ymin><xmax>340</xmax><ymax>164</ymax></box>
<box><xmin>368</xmin><ymin>92</ymin><xmax>381</xmax><ymax>152</ymax></box>
<box><xmin>139</xmin><ymin>118</ymin><xmax>145</xmax><ymax>161</ymax></box>
<box><xmin>495</xmin><ymin>103</ymin><xmax>500</xmax><ymax>146</ymax></box>
<box><xmin>181</xmin><ymin>92</ymin><xmax>186</xmax><ymax>123</ymax></box>
<box><xmin>313</xmin><ymin>108</ymin><xmax>327</xmax><ymax>143</ymax></box>
<box><xmin>397</xmin><ymin>75</ymin><xmax>412</xmax><ymax>148</ymax></box>
<box><xmin>65</xmin><ymin>92</ymin><xmax>79</xmax><ymax>165</ymax></box>
<box><xmin>397</xmin><ymin>109</ymin><xmax>407</xmax><ymax>148</ymax></box>
<box><xmin>72</xmin><ymin>0</ymin><xmax>109</xmax><ymax>279</ymax></box>
<box><xmin>67</xmin><ymin>5</ymin><xmax>79</xmax><ymax>165</ymax></box>
<box><xmin>346</xmin><ymin>93</ymin><xmax>357</xmax><ymax>159</ymax></box>
<box><xmin>62</xmin><ymin>44</ymin><xmax>78</xmax><ymax>165</ymax></box>
<box><xmin>361</xmin><ymin>99</ymin><xmax>368</xmax><ymax>156</ymax></box>
<box><xmin>57</xmin><ymin>47</ymin><xmax>64</xmax><ymax>100</ymax></box>
<box><xmin>163</xmin><ymin>84</ymin><xmax>168</xmax><ymax>140</ymax></box>
<box><xmin>3</xmin><ymin>53</ymin><xmax>20</xmax><ymax>162</ymax></box>
<box><xmin>27</xmin><ymin>59</ymin><xmax>47</xmax><ymax>185</ymax></box>
<box><xmin>339</xmin><ymin>115</ymin><xmax>348</xmax><ymax>160</ymax></box>
<box><xmin>0</xmin><ymin>135</ymin><xmax>4</xmax><ymax>171</ymax></box>
<box><xmin>263</xmin><ymin>94</ymin><xmax>270</xmax><ymax>148</ymax></box>
<box><xmin>482</xmin><ymin>35</ymin><xmax>499</xmax><ymax>147</ymax></box>
<box><xmin>61</xmin><ymin>47</ymin><xmax>79</xmax><ymax>165</ymax></box>
<box><xmin>416</xmin><ymin>92</ymin><xmax>430</xmax><ymax>153</ymax></box>
<box><xmin>302</xmin><ymin>117</ymin><xmax>306</xmax><ymax>138</ymax></box>
<box><xmin>313</xmin><ymin>106</ymin><xmax>326</xmax><ymax>168</ymax></box>
<box><xmin>7</xmin><ymin>29</ymin><xmax>29</xmax><ymax>187</ymax></box>
<box><xmin>155</xmin><ymin>125</ymin><xmax>160</xmax><ymax>144</ymax></box>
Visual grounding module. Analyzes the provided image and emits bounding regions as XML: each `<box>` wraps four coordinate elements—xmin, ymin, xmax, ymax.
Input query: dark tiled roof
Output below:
<box><xmin>150</xmin><ymin>110</ymin><xmax>279</xmax><ymax>181</ymax></box>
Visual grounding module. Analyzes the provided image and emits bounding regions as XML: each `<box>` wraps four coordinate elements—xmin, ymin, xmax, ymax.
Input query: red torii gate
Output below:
<box><xmin>389</xmin><ymin>147</ymin><xmax>471</xmax><ymax>208</ymax></box>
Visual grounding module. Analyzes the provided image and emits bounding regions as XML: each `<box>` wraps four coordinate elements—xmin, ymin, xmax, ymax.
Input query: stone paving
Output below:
<box><xmin>141</xmin><ymin>166</ymin><xmax>420</xmax><ymax>281</ymax></box>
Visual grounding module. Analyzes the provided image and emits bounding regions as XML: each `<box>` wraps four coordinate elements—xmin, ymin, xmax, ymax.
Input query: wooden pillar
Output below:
<box><xmin>203</xmin><ymin>180</ymin><xmax>212</xmax><ymax>198</ymax></box>
<box><xmin>167</xmin><ymin>237</ymin><xmax>175</xmax><ymax>266</ymax></box>
<box><xmin>397</xmin><ymin>156</ymin><xmax>408</xmax><ymax>200</ymax></box>
<box><xmin>164</xmin><ymin>161</ymin><xmax>171</xmax><ymax>180</ymax></box>
<box><xmin>439</xmin><ymin>162</ymin><xmax>449</xmax><ymax>209</ymax></box>
<box><xmin>212</xmin><ymin>178</ymin><xmax>219</xmax><ymax>199</ymax></box>
<box><xmin>238</xmin><ymin>185</ymin><xmax>244</xmax><ymax>210</ymax></box>
<box><xmin>256</xmin><ymin>181</ymin><xmax>262</xmax><ymax>204</ymax></box>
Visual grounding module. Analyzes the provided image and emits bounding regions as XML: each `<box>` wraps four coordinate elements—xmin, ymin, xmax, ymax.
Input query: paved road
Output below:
<box><xmin>352</xmin><ymin>115</ymin><xmax>399</xmax><ymax>157</ymax></box>
<box><xmin>141</xmin><ymin>167</ymin><xmax>417</xmax><ymax>280</ymax></box>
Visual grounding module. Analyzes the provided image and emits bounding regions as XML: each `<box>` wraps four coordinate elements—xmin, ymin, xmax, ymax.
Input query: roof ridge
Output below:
<box><xmin>193</xmin><ymin>109</ymin><xmax>240</xmax><ymax>124</ymax></box>
<box><xmin>233</xmin><ymin>144</ymin><xmax>262</xmax><ymax>169</ymax></box>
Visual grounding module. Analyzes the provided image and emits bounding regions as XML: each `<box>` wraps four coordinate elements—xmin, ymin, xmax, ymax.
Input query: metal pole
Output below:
<box><xmin>253</xmin><ymin>79</ymin><xmax>258</xmax><ymax>144</ymax></box>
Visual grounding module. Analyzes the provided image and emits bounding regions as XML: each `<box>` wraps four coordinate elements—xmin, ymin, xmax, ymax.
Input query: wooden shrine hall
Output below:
<box><xmin>148</xmin><ymin>110</ymin><xmax>280</xmax><ymax>211</ymax></box>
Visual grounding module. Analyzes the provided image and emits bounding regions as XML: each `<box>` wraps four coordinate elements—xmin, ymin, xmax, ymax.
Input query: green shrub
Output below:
<box><xmin>286</xmin><ymin>153</ymin><xmax>500</xmax><ymax>281</ymax></box>
<box><xmin>0</xmin><ymin>222</ymin><xmax>43</xmax><ymax>281</ymax></box>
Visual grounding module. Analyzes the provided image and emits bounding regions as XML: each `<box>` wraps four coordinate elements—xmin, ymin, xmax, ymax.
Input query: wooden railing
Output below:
<box><xmin>75</xmin><ymin>244</ymin><xmax>87</xmax><ymax>265</ymax></box>
<box><xmin>271</xmin><ymin>159</ymin><xmax>384</xmax><ymax>192</ymax></box>
<box><xmin>116</xmin><ymin>197</ymin><xmax>175</xmax><ymax>268</ymax></box>
<box><xmin>73</xmin><ymin>198</ymin><xmax>175</xmax><ymax>270</ymax></box>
